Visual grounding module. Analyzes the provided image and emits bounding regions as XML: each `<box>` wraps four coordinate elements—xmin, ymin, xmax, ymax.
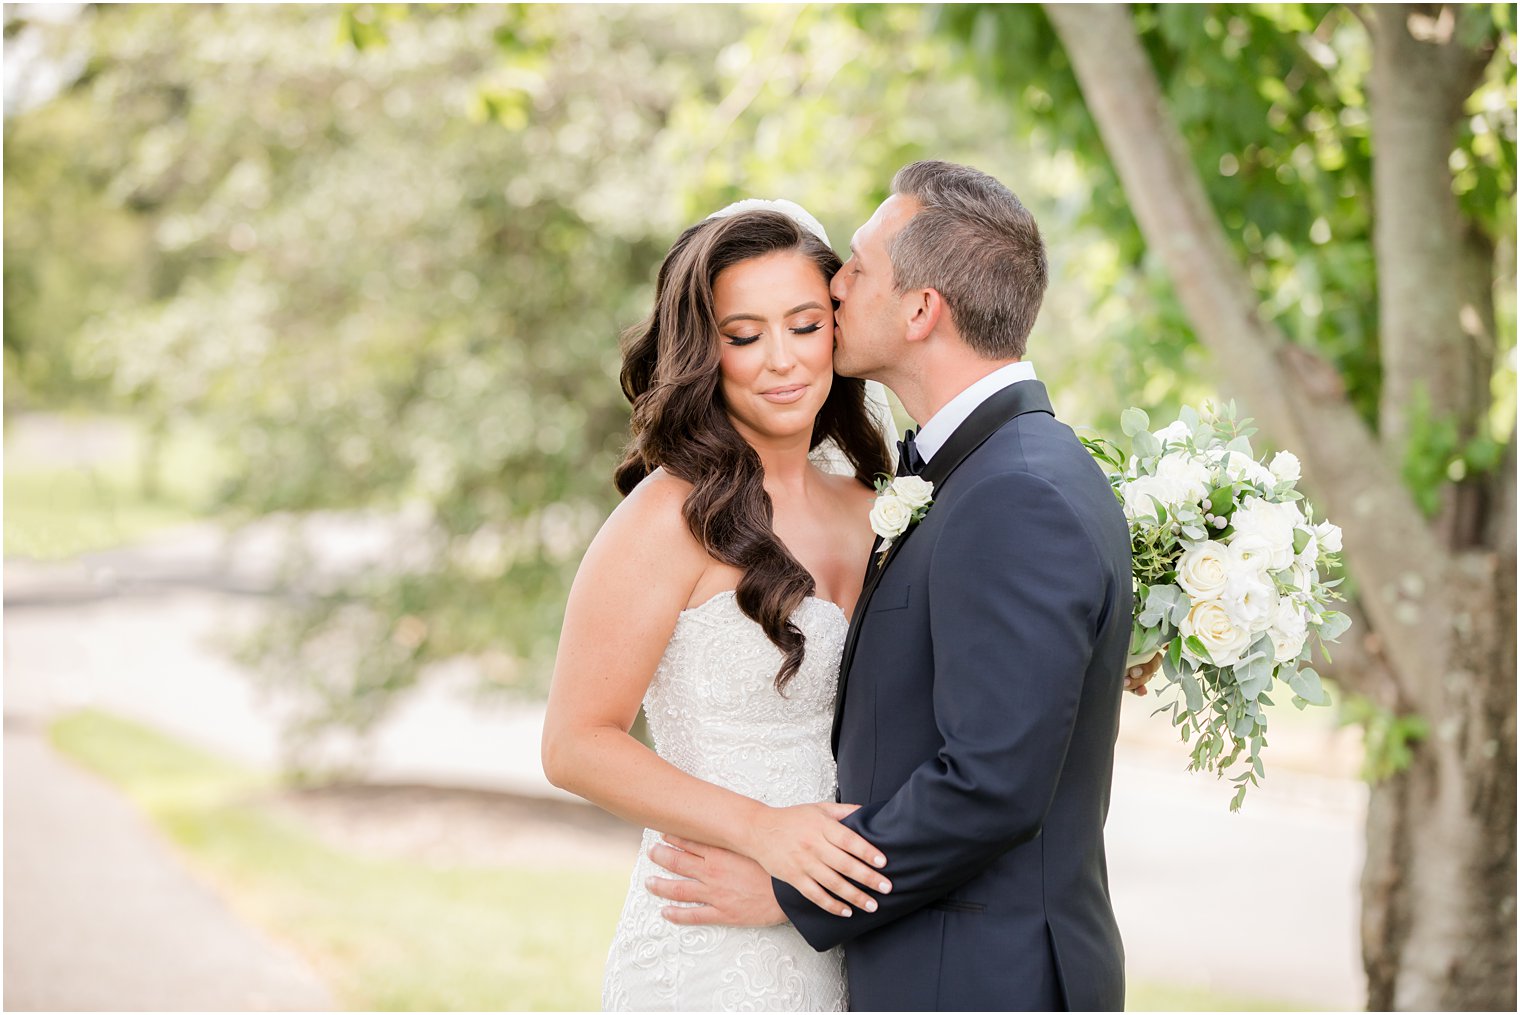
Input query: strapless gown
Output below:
<box><xmin>602</xmin><ymin>590</ymin><xmax>849</xmax><ymax>1011</ymax></box>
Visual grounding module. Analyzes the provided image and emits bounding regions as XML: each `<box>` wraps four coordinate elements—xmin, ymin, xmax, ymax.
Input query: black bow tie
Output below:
<box><xmin>896</xmin><ymin>430</ymin><xmax>926</xmax><ymax>477</ymax></box>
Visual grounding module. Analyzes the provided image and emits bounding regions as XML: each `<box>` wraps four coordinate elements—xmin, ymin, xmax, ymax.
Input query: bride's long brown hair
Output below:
<box><xmin>615</xmin><ymin>211</ymin><xmax>891</xmax><ymax>692</ymax></box>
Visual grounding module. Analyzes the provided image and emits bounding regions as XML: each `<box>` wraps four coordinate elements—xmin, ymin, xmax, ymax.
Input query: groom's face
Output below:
<box><xmin>830</xmin><ymin>195</ymin><xmax>919</xmax><ymax>379</ymax></box>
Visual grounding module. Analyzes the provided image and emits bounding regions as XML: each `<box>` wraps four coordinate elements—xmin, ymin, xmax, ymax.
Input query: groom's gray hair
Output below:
<box><xmin>889</xmin><ymin>160</ymin><xmax>1048</xmax><ymax>359</ymax></box>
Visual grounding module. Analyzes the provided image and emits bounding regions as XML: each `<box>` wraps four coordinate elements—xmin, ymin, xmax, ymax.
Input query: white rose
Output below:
<box><xmin>1231</xmin><ymin>497</ymin><xmax>1297</xmax><ymax>571</ymax></box>
<box><xmin>869</xmin><ymin>495</ymin><xmax>912</xmax><ymax>539</ymax></box>
<box><xmin>1210</xmin><ymin>449</ymin><xmax>1248</xmax><ymax>482</ymax></box>
<box><xmin>1180</xmin><ymin>599</ymin><xmax>1254</xmax><ymax>667</ymax></box>
<box><xmin>1176</xmin><ymin>541</ymin><xmax>1232</xmax><ymax>600</ymax></box>
<box><xmin>1211</xmin><ymin>449</ymin><xmax>1274</xmax><ymax>488</ymax></box>
<box><xmin>1120</xmin><ymin>476</ymin><xmax>1171</xmax><ymax>524</ymax></box>
<box><xmin>1294</xmin><ymin>529</ymin><xmax>1318</xmax><ymax>568</ymax></box>
<box><xmin>1269</xmin><ymin>450</ymin><xmax>1302</xmax><ymax>484</ymax></box>
<box><xmin>888</xmin><ymin>476</ymin><xmax>934</xmax><ymax>510</ymax></box>
<box><xmin>1222</xmin><ymin>569</ymin><xmax>1280</xmax><ymax>634</ymax></box>
<box><xmin>1155</xmin><ymin>420</ymin><xmax>1192</xmax><ymax>446</ymax></box>
<box><xmin>1313</xmin><ymin>519</ymin><xmax>1343</xmax><ymax>553</ymax></box>
<box><xmin>1286</xmin><ymin>561</ymin><xmax>1319</xmax><ymax>597</ymax></box>
<box><xmin>1269</xmin><ymin>599</ymin><xmax>1310</xmax><ymax>663</ymax></box>
<box><xmin>1226</xmin><ymin>531</ymin><xmax>1275</xmax><ymax>575</ymax></box>
<box><xmin>1155</xmin><ymin>452</ymin><xmax>1211</xmax><ymax>505</ymax></box>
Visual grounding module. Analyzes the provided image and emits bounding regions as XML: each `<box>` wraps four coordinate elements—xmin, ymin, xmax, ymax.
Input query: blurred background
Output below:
<box><xmin>4</xmin><ymin>3</ymin><xmax>1514</xmax><ymax>1011</ymax></box>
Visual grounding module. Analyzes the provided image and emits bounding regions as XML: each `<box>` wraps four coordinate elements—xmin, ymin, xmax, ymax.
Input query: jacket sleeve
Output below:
<box><xmin>776</xmin><ymin>470</ymin><xmax>1109</xmax><ymax>950</ymax></box>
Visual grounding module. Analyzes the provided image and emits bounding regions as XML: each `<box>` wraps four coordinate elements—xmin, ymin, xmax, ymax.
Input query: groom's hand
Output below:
<box><xmin>646</xmin><ymin>835</ymin><xmax>786</xmax><ymax>927</ymax></box>
<box><xmin>1125</xmin><ymin>651</ymin><xmax>1163</xmax><ymax>696</ymax></box>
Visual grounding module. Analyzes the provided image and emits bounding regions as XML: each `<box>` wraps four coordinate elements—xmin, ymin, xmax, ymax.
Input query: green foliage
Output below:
<box><xmin>1337</xmin><ymin>694</ymin><xmax>1430</xmax><ymax>782</ymax></box>
<box><xmin>1402</xmin><ymin>387</ymin><xmax>1510</xmax><ymax>516</ymax></box>
<box><xmin>930</xmin><ymin>3</ymin><xmax>1517</xmax><ymax>440</ymax></box>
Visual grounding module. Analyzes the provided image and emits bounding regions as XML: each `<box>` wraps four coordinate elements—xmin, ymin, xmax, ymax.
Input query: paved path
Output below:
<box><xmin>3</xmin><ymin>715</ymin><xmax>335</xmax><ymax>1011</ymax></box>
<box><xmin>4</xmin><ymin>511</ymin><xmax>1367</xmax><ymax>1010</ymax></box>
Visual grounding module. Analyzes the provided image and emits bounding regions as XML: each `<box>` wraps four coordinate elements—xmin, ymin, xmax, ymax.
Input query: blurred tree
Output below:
<box><xmin>4</xmin><ymin>6</ymin><xmax>152</xmax><ymax>417</ymax></box>
<box><xmin>4</xmin><ymin>4</ymin><xmax>714</xmax><ymax>764</ymax></box>
<box><xmin>2</xmin><ymin>4</ymin><xmax>1048</xmax><ymax>770</ymax></box>
<box><xmin>929</xmin><ymin>2</ymin><xmax>1514</xmax><ymax>1008</ymax></box>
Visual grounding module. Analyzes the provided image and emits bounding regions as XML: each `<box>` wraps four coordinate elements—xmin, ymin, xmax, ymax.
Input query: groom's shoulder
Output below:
<box><xmin>979</xmin><ymin>407</ymin><xmax>1089</xmax><ymax>477</ymax></box>
<box><xmin>962</xmin><ymin>413</ymin><xmax>1115</xmax><ymax>515</ymax></box>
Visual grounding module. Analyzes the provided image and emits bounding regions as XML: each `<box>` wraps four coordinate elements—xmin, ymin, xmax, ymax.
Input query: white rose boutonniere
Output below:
<box><xmin>870</xmin><ymin>475</ymin><xmax>935</xmax><ymax>564</ymax></box>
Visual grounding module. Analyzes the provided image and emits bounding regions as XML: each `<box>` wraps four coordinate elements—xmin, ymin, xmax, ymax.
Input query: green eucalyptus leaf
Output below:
<box><xmin>1285</xmin><ymin>665</ymin><xmax>1329</xmax><ymax>706</ymax></box>
<box><xmin>1120</xmin><ymin>407</ymin><xmax>1150</xmax><ymax>437</ymax></box>
<box><xmin>1317</xmin><ymin>611</ymin><xmax>1352</xmax><ymax>641</ymax></box>
<box><xmin>1179</xmin><ymin>671</ymin><xmax>1205</xmax><ymax>713</ymax></box>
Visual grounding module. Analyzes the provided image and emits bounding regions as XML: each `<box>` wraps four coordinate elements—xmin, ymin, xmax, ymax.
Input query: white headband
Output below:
<box><xmin>704</xmin><ymin>198</ymin><xmax>832</xmax><ymax>248</ymax></box>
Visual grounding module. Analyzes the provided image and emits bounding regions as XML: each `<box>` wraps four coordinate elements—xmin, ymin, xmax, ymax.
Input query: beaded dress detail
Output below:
<box><xmin>602</xmin><ymin>590</ymin><xmax>848</xmax><ymax>1012</ymax></box>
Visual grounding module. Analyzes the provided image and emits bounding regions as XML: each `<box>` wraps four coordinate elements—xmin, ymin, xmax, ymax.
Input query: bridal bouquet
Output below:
<box><xmin>1084</xmin><ymin>402</ymin><xmax>1351</xmax><ymax>810</ymax></box>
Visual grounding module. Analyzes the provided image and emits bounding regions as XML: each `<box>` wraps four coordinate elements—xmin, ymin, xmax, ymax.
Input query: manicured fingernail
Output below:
<box><xmin>864</xmin><ymin>900</ymin><xmax>877</xmax><ymax>912</ymax></box>
<box><xmin>840</xmin><ymin>907</ymin><xmax>852</xmax><ymax>917</ymax></box>
<box><xmin>879</xmin><ymin>881</ymin><xmax>892</xmax><ymax>893</ymax></box>
<box><xmin>874</xmin><ymin>855</ymin><xmax>886</xmax><ymax>867</ymax></box>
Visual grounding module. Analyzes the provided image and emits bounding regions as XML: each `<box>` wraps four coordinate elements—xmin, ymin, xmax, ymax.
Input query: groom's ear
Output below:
<box><xmin>901</xmin><ymin>287</ymin><xmax>945</xmax><ymax>345</ymax></box>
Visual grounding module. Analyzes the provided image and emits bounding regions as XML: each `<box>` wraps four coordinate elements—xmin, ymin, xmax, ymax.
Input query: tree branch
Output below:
<box><xmin>1043</xmin><ymin>3</ymin><xmax>1450</xmax><ymax>708</ymax></box>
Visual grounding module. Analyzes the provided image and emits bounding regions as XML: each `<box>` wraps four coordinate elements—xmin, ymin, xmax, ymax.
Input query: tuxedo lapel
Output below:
<box><xmin>831</xmin><ymin>380</ymin><xmax>1056</xmax><ymax>755</ymax></box>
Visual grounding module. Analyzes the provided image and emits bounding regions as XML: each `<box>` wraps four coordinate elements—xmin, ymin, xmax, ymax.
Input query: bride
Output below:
<box><xmin>540</xmin><ymin>199</ymin><xmax>896</xmax><ymax>1010</ymax></box>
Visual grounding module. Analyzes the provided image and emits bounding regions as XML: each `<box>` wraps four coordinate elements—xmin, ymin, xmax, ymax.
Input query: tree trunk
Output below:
<box><xmin>1360</xmin><ymin>8</ymin><xmax>1515</xmax><ymax>1008</ymax></box>
<box><xmin>1045</xmin><ymin>4</ymin><xmax>1516</xmax><ymax>1009</ymax></box>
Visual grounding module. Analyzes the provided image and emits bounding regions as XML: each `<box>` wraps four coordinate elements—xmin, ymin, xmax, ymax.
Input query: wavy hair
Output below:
<box><xmin>615</xmin><ymin>211</ymin><xmax>890</xmax><ymax>692</ymax></box>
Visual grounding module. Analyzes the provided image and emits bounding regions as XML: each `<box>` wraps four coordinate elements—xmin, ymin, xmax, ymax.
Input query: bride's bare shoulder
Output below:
<box><xmin>597</xmin><ymin>467</ymin><xmax>703</xmax><ymax>559</ymax></box>
<box><xmin>620</xmin><ymin>465</ymin><xmax>692</xmax><ymax>513</ymax></box>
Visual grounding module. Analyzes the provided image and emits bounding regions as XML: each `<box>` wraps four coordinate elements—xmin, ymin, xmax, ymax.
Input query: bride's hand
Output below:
<box><xmin>741</xmin><ymin>802</ymin><xmax>891</xmax><ymax>917</ymax></box>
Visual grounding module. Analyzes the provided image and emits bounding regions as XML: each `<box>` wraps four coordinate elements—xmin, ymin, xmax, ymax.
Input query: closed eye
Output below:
<box><xmin>793</xmin><ymin>323</ymin><xmax>822</xmax><ymax>335</ymax></box>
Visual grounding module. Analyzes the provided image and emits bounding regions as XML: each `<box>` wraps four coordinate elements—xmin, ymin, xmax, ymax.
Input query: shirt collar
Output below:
<box><xmin>913</xmin><ymin>361</ymin><xmax>1039</xmax><ymax>463</ymax></box>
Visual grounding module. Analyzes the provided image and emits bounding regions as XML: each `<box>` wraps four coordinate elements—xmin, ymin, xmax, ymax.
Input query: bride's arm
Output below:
<box><xmin>541</xmin><ymin>471</ymin><xmax>888</xmax><ymax>918</ymax></box>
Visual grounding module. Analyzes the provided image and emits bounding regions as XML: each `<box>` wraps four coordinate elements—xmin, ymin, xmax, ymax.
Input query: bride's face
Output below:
<box><xmin>712</xmin><ymin>251</ymin><xmax>835</xmax><ymax>444</ymax></box>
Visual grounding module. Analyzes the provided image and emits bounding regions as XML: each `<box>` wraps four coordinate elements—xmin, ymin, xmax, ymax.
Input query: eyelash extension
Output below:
<box><xmin>724</xmin><ymin>322</ymin><xmax>823</xmax><ymax>345</ymax></box>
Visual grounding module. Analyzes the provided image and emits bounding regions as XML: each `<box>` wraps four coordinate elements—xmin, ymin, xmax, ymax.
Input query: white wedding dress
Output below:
<box><xmin>601</xmin><ymin>589</ymin><xmax>850</xmax><ymax>1012</ymax></box>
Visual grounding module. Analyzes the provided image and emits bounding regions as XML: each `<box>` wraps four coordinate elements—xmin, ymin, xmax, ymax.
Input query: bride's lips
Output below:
<box><xmin>760</xmin><ymin>384</ymin><xmax>808</xmax><ymax>404</ymax></box>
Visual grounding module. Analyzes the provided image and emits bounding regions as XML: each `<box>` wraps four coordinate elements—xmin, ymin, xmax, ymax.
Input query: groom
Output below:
<box><xmin>648</xmin><ymin>161</ymin><xmax>1132</xmax><ymax>1011</ymax></box>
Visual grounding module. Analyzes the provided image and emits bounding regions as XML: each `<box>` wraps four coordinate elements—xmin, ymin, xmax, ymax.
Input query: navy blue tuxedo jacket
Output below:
<box><xmin>776</xmin><ymin>380</ymin><xmax>1130</xmax><ymax>1011</ymax></box>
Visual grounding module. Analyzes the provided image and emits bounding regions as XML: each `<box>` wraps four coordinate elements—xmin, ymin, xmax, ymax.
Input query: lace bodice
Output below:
<box><xmin>602</xmin><ymin>590</ymin><xmax>849</xmax><ymax>1011</ymax></box>
<box><xmin>642</xmin><ymin>590</ymin><xmax>845</xmax><ymax>806</ymax></box>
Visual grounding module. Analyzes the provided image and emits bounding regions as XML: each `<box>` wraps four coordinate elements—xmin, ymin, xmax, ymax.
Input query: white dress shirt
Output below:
<box><xmin>913</xmin><ymin>361</ymin><xmax>1039</xmax><ymax>464</ymax></box>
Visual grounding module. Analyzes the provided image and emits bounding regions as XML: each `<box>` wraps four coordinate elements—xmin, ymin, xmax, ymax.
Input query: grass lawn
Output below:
<box><xmin>49</xmin><ymin>709</ymin><xmax>1308</xmax><ymax>1012</ymax></box>
<box><xmin>5</xmin><ymin>417</ymin><xmax>232</xmax><ymax>559</ymax></box>
<box><xmin>49</xmin><ymin>710</ymin><xmax>627</xmax><ymax>1011</ymax></box>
